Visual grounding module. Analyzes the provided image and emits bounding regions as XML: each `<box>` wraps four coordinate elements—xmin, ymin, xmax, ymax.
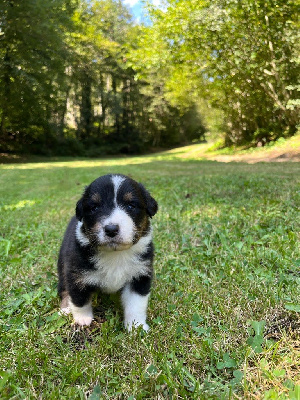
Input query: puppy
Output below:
<box><xmin>57</xmin><ymin>174</ymin><xmax>158</xmax><ymax>331</ymax></box>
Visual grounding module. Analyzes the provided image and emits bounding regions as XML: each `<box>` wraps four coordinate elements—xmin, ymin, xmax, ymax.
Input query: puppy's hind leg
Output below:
<box><xmin>59</xmin><ymin>290</ymin><xmax>71</xmax><ymax>316</ymax></box>
<box><xmin>57</xmin><ymin>257</ymin><xmax>71</xmax><ymax>315</ymax></box>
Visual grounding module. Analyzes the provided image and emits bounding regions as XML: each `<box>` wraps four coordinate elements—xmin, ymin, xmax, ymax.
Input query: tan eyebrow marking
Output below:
<box><xmin>91</xmin><ymin>193</ymin><xmax>101</xmax><ymax>203</ymax></box>
<box><xmin>124</xmin><ymin>192</ymin><xmax>133</xmax><ymax>201</ymax></box>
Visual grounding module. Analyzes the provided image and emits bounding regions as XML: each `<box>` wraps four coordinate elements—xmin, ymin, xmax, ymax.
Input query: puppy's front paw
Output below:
<box><xmin>74</xmin><ymin>315</ymin><xmax>93</xmax><ymax>326</ymax></box>
<box><xmin>70</xmin><ymin>301</ymin><xmax>93</xmax><ymax>326</ymax></box>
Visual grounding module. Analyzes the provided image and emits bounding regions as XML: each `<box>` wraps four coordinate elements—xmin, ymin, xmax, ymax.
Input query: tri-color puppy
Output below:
<box><xmin>57</xmin><ymin>174</ymin><xmax>158</xmax><ymax>331</ymax></box>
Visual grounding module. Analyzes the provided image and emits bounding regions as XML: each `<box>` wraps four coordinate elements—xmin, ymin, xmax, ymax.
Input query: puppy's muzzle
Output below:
<box><xmin>104</xmin><ymin>224</ymin><xmax>119</xmax><ymax>238</ymax></box>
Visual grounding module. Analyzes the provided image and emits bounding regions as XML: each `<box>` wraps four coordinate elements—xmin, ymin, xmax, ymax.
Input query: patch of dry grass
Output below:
<box><xmin>242</xmin><ymin>335</ymin><xmax>300</xmax><ymax>399</ymax></box>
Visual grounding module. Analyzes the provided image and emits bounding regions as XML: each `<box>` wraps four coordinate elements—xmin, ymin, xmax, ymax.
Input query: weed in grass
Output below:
<box><xmin>247</xmin><ymin>320</ymin><xmax>266</xmax><ymax>354</ymax></box>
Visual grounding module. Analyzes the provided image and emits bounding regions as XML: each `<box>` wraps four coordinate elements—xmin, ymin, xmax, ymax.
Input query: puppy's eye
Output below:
<box><xmin>90</xmin><ymin>205</ymin><xmax>100</xmax><ymax>213</ymax></box>
<box><xmin>126</xmin><ymin>203</ymin><xmax>136</xmax><ymax>211</ymax></box>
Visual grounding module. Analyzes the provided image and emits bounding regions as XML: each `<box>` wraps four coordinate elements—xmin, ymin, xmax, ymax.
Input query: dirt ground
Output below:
<box><xmin>210</xmin><ymin>148</ymin><xmax>300</xmax><ymax>163</ymax></box>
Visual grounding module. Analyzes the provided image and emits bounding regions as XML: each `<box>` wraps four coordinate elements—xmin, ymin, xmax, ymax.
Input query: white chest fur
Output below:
<box><xmin>81</xmin><ymin>232</ymin><xmax>152</xmax><ymax>293</ymax></box>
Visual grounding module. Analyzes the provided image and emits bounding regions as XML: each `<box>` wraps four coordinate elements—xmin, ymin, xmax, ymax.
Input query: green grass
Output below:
<box><xmin>0</xmin><ymin>153</ymin><xmax>299</xmax><ymax>399</ymax></box>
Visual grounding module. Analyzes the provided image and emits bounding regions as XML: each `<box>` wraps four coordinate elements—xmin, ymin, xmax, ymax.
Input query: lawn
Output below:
<box><xmin>0</xmin><ymin>151</ymin><xmax>299</xmax><ymax>399</ymax></box>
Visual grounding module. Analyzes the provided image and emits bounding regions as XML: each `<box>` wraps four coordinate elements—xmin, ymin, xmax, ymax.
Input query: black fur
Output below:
<box><xmin>131</xmin><ymin>275</ymin><xmax>152</xmax><ymax>296</ymax></box>
<box><xmin>138</xmin><ymin>183</ymin><xmax>158</xmax><ymax>218</ymax></box>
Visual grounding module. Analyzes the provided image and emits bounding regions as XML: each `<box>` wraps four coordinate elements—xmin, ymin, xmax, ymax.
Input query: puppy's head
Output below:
<box><xmin>76</xmin><ymin>174</ymin><xmax>158</xmax><ymax>251</ymax></box>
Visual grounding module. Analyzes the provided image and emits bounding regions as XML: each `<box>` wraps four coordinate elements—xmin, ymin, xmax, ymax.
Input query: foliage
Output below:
<box><xmin>0</xmin><ymin>150</ymin><xmax>299</xmax><ymax>398</ymax></box>
<box><xmin>139</xmin><ymin>0</ymin><xmax>300</xmax><ymax>145</ymax></box>
<box><xmin>0</xmin><ymin>0</ymin><xmax>205</xmax><ymax>155</ymax></box>
<box><xmin>0</xmin><ymin>0</ymin><xmax>77</xmax><ymax>150</ymax></box>
<box><xmin>0</xmin><ymin>0</ymin><xmax>298</xmax><ymax>153</ymax></box>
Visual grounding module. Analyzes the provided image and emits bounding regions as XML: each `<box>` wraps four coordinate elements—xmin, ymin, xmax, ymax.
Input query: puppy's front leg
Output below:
<box><xmin>121</xmin><ymin>280</ymin><xmax>150</xmax><ymax>332</ymax></box>
<box><xmin>68</xmin><ymin>286</ymin><xmax>94</xmax><ymax>326</ymax></box>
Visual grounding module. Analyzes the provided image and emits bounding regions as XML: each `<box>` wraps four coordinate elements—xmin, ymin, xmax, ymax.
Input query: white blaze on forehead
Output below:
<box><xmin>111</xmin><ymin>175</ymin><xmax>125</xmax><ymax>204</ymax></box>
<box><xmin>105</xmin><ymin>175</ymin><xmax>135</xmax><ymax>245</ymax></box>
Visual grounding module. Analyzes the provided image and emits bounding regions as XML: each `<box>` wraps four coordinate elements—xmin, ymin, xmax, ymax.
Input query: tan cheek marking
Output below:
<box><xmin>91</xmin><ymin>193</ymin><xmax>101</xmax><ymax>203</ymax></box>
<box><xmin>92</xmin><ymin>222</ymin><xmax>102</xmax><ymax>233</ymax></box>
<box><xmin>124</xmin><ymin>192</ymin><xmax>133</xmax><ymax>201</ymax></box>
<box><xmin>136</xmin><ymin>216</ymin><xmax>149</xmax><ymax>240</ymax></box>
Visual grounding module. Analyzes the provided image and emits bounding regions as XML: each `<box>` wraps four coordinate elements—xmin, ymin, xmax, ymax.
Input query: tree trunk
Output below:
<box><xmin>122</xmin><ymin>78</ymin><xmax>129</xmax><ymax>135</ymax></box>
<box><xmin>0</xmin><ymin>49</ymin><xmax>11</xmax><ymax>137</ymax></box>
<box><xmin>112</xmin><ymin>76</ymin><xmax>120</xmax><ymax>136</ymax></box>
<box><xmin>99</xmin><ymin>72</ymin><xmax>106</xmax><ymax>136</ymax></box>
<box><xmin>79</xmin><ymin>70</ymin><xmax>92</xmax><ymax>138</ymax></box>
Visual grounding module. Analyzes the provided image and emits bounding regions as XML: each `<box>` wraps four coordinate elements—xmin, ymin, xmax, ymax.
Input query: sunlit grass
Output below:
<box><xmin>0</xmin><ymin>148</ymin><xmax>299</xmax><ymax>399</ymax></box>
<box><xmin>1</xmin><ymin>133</ymin><xmax>299</xmax><ymax>171</ymax></box>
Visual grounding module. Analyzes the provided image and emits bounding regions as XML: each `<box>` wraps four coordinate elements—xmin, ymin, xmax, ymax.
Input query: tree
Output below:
<box><xmin>140</xmin><ymin>0</ymin><xmax>300</xmax><ymax>144</ymax></box>
<box><xmin>0</xmin><ymin>0</ymin><xmax>76</xmax><ymax>152</ymax></box>
<box><xmin>126</xmin><ymin>21</ymin><xmax>206</xmax><ymax>147</ymax></box>
<box><xmin>0</xmin><ymin>0</ymin><xmax>206</xmax><ymax>155</ymax></box>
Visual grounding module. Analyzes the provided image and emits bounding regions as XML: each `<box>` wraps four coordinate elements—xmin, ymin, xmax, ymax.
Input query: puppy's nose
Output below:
<box><xmin>104</xmin><ymin>224</ymin><xmax>119</xmax><ymax>238</ymax></box>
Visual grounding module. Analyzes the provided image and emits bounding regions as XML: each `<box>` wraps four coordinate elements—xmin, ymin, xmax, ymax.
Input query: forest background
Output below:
<box><xmin>0</xmin><ymin>0</ymin><xmax>299</xmax><ymax>156</ymax></box>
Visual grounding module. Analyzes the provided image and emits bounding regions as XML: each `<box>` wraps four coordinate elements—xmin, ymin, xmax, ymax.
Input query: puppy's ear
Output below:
<box><xmin>76</xmin><ymin>185</ymin><xmax>88</xmax><ymax>221</ymax></box>
<box><xmin>138</xmin><ymin>183</ymin><xmax>158</xmax><ymax>218</ymax></box>
<box><xmin>76</xmin><ymin>198</ymin><xmax>83</xmax><ymax>221</ymax></box>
